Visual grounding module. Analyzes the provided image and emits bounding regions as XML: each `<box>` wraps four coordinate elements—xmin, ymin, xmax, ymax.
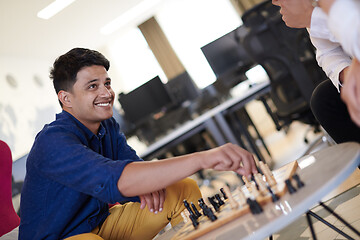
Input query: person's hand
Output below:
<box><xmin>199</xmin><ymin>143</ymin><xmax>258</xmax><ymax>178</ymax></box>
<box><xmin>341</xmin><ymin>58</ymin><xmax>360</xmax><ymax>126</ymax></box>
<box><xmin>139</xmin><ymin>189</ymin><xmax>166</xmax><ymax>214</ymax></box>
<box><xmin>272</xmin><ymin>0</ymin><xmax>314</xmax><ymax>28</ymax></box>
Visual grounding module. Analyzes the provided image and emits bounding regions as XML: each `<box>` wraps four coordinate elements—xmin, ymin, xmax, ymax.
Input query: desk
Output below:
<box><xmin>139</xmin><ymin>80</ymin><xmax>271</xmax><ymax>161</ymax></box>
<box><xmin>186</xmin><ymin>142</ymin><xmax>360</xmax><ymax>240</ymax></box>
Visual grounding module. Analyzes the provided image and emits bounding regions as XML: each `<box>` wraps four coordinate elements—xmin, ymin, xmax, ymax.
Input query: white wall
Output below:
<box><xmin>0</xmin><ymin>55</ymin><xmax>61</xmax><ymax>160</ymax></box>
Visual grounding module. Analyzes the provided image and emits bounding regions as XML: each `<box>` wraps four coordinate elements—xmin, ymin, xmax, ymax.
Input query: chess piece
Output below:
<box><xmin>254</xmin><ymin>173</ymin><xmax>267</xmax><ymax>194</ymax></box>
<box><xmin>189</xmin><ymin>214</ymin><xmax>199</xmax><ymax>229</ymax></box>
<box><xmin>181</xmin><ymin>210</ymin><xmax>189</xmax><ymax>223</ymax></box>
<box><xmin>259</xmin><ymin>161</ymin><xmax>277</xmax><ymax>186</ymax></box>
<box><xmin>220</xmin><ymin>187</ymin><xmax>228</xmax><ymax>199</ymax></box>
<box><xmin>293</xmin><ymin>174</ymin><xmax>305</xmax><ymax>188</ymax></box>
<box><xmin>285</xmin><ymin>179</ymin><xmax>297</xmax><ymax>194</ymax></box>
<box><xmin>236</xmin><ymin>187</ymin><xmax>247</xmax><ymax>206</ymax></box>
<box><xmin>249</xmin><ymin>182</ymin><xmax>260</xmax><ymax>198</ymax></box>
<box><xmin>183</xmin><ymin>200</ymin><xmax>196</xmax><ymax>218</ymax></box>
<box><xmin>242</xmin><ymin>175</ymin><xmax>252</xmax><ymax>189</ymax></box>
<box><xmin>191</xmin><ymin>202</ymin><xmax>202</xmax><ymax>218</ymax></box>
<box><xmin>267</xmin><ymin>186</ymin><xmax>279</xmax><ymax>202</ymax></box>
<box><xmin>222</xmin><ymin>185</ymin><xmax>239</xmax><ymax>209</ymax></box>
<box><xmin>208</xmin><ymin>196</ymin><xmax>220</xmax><ymax>212</ymax></box>
<box><xmin>215</xmin><ymin>193</ymin><xmax>224</xmax><ymax>206</ymax></box>
<box><xmin>247</xmin><ymin>198</ymin><xmax>263</xmax><ymax>214</ymax></box>
<box><xmin>199</xmin><ymin>200</ymin><xmax>217</xmax><ymax>221</ymax></box>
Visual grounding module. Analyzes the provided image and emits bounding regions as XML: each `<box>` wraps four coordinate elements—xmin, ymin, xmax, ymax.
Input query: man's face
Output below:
<box><xmin>272</xmin><ymin>0</ymin><xmax>314</xmax><ymax>28</ymax></box>
<box><xmin>63</xmin><ymin>65</ymin><xmax>115</xmax><ymax>132</ymax></box>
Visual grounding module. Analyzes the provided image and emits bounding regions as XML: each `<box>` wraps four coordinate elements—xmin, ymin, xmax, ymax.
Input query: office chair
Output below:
<box><xmin>241</xmin><ymin>1</ymin><xmax>327</xmax><ymax>140</ymax></box>
<box><xmin>0</xmin><ymin>140</ymin><xmax>20</xmax><ymax>237</ymax></box>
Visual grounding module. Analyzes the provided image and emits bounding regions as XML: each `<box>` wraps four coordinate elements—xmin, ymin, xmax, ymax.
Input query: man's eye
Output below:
<box><xmin>89</xmin><ymin>84</ymin><xmax>97</xmax><ymax>89</ymax></box>
<box><xmin>105</xmin><ymin>82</ymin><xmax>111</xmax><ymax>86</ymax></box>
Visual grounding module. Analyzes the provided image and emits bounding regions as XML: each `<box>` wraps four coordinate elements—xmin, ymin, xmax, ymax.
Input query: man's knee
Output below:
<box><xmin>64</xmin><ymin>233</ymin><xmax>104</xmax><ymax>240</ymax></box>
<box><xmin>166</xmin><ymin>178</ymin><xmax>202</xmax><ymax>204</ymax></box>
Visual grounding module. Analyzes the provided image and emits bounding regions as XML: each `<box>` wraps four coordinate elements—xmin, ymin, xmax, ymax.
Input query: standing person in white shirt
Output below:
<box><xmin>272</xmin><ymin>0</ymin><xmax>360</xmax><ymax>143</ymax></box>
<box><xmin>318</xmin><ymin>0</ymin><xmax>360</xmax><ymax>127</ymax></box>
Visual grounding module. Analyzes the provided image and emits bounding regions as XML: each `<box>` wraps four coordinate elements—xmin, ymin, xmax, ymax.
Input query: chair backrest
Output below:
<box><xmin>241</xmin><ymin>2</ymin><xmax>326</xmax><ymax>120</ymax></box>
<box><xmin>0</xmin><ymin>140</ymin><xmax>20</xmax><ymax>237</ymax></box>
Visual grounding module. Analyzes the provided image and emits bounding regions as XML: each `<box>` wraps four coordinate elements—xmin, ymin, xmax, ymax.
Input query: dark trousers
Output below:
<box><xmin>310</xmin><ymin>79</ymin><xmax>360</xmax><ymax>143</ymax></box>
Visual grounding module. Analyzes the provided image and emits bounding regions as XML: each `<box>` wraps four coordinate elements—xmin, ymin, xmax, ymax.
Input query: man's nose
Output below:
<box><xmin>100</xmin><ymin>86</ymin><xmax>112</xmax><ymax>97</ymax></box>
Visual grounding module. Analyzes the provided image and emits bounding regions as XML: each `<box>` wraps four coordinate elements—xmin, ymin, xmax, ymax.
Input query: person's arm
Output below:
<box><xmin>309</xmin><ymin>7</ymin><xmax>352</xmax><ymax>91</ymax></box>
<box><xmin>319</xmin><ymin>0</ymin><xmax>360</xmax><ymax>60</ymax></box>
<box><xmin>341</xmin><ymin>58</ymin><xmax>360</xmax><ymax>126</ymax></box>
<box><xmin>117</xmin><ymin>143</ymin><xmax>257</xmax><ymax>197</ymax></box>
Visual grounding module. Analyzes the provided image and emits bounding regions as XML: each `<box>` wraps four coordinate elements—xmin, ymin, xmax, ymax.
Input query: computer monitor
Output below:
<box><xmin>118</xmin><ymin>76</ymin><xmax>173</xmax><ymax>125</ymax></box>
<box><xmin>165</xmin><ymin>71</ymin><xmax>200</xmax><ymax>106</ymax></box>
<box><xmin>201</xmin><ymin>26</ymin><xmax>255</xmax><ymax>78</ymax></box>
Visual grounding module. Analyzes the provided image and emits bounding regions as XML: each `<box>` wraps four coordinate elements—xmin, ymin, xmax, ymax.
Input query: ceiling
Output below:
<box><xmin>0</xmin><ymin>0</ymin><xmax>164</xmax><ymax>61</ymax></box>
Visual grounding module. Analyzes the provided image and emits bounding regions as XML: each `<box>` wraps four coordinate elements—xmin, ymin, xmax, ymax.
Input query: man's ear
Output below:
<box><xmin>58</xmin><ymin>90</ymin><xmax>72</xmax><ymax>108</ymax></box>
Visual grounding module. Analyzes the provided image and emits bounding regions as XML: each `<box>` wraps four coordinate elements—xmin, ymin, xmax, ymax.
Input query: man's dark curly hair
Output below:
<box><xmin>50</xmin><ymin>48</ymin><xmax>110</xmax><ymax>105</ymax></box>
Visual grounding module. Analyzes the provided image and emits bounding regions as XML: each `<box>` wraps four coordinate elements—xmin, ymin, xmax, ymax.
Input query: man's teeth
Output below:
<box><xmin>96</xmin><ymin>102</ymin><xmax>110</xmax><ymax>106</ymax></box>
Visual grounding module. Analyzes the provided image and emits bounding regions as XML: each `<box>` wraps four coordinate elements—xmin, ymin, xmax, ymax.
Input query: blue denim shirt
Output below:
<box><xmin>19</xmin><ymin>111</ymin><xmax>142</xmax><ymax>240</ymax></box>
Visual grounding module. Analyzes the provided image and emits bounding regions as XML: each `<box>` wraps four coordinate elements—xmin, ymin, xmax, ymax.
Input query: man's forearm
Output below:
<box><xmin>117</xmin><ymin>153</ymin><xmax>203</xmax><ymax>197</ymax></box>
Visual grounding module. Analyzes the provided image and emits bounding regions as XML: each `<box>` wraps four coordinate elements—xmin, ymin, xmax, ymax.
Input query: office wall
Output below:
<box><xmin>0</xmin><ymin>55</ymin><xmax>60</xmax><ymax>160</ymax></box>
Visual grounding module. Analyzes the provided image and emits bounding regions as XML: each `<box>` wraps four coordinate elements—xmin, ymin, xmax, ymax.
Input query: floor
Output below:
<box><xmin>157</xmin><ymin>100</ymin><xmax>360</xmax><ymax>240</ymax></box>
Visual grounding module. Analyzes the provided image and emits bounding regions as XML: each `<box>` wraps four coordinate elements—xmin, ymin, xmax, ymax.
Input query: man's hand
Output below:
<box><xmin>199</xmin><ymin>143</ymin><xmax>258</xmax><ymax>178</ymax></box>
<box><xmin>139</xmin><ymin>189</ymin><xmax>166</xmax><ymax>214</ymax></box>
<box><xmin>341</xmin><ymin>58</ymin><xmax>360</xmax><ymax>126</ymax></box>
<box><xmin>272</xmin><ymin>0</ymin><xmax>314</xmax><ymax>28</ymax></box>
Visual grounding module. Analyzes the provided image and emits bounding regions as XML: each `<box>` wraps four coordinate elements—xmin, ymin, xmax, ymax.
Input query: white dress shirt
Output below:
<box><xmin>309</xmin><ymin>7</ymin><xmax>352</xmax><ymax>92</ymax></box>
<box><xmin>328</xmin><ymin>0</ymin><xmax>360</xmax><ymax>61</ymax></box>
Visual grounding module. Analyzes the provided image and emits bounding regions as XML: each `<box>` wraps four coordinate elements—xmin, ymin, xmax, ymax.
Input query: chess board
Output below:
<box><xmin>172</xmin><ymin>160</ymin><xmax>299</xmax><ymax>240</ymax></box>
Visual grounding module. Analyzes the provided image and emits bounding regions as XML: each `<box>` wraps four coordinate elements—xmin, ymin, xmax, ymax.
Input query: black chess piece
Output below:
<box><xmin>293</xmin><ymin>174</ymin><xmax>305</xmax><ymax>188</ymax></box>
<box><xmin>267</xmin><ymin>186</ymin><xmax>279</xmax><ymax>202</ymax></box>
<box><xmin>189</xmin><ymin>214</ymin><xmax>199</xmax><ymax>229</ymax></box>
<box><xmin>191</xmin><ymin>202</ymin><xmax>202</xmax><ymax>218</ymax></box>
<box><xmin>183</xmin><ymin>200</ymin><xmax>196</xmax><ymax>217</ymax></box>
<box><xmin>220</xmin><ymin>188</ymin><xmax>228</xmax><ymax>199</ymax></box>
<box><xmin>215</xmin><ymin>194</ymin><xmax>224</xmax><ymax>206</ymax></box>
<box><xmin>208</xmin><ymin>196</ymin><xmax>220</xmax><ymax>212</ymax></box>
<box><xmin>285</xmin><ymin>179</ymin><xmax>297</xmax><ymax>194</ymax></box>
<box><xmin>251</xmin><ymin>174</ymin><xmax>260</xmax><ymax>190</ymax></box>
<box><xmin>247</xmin><ymin>198</ymin><xmax>263</xmax><ymax>214</ymax></box>
<box><xmin>203</xmin><ymin>206</ymin><xmax>217</xmax><ymax>221</ymax></box>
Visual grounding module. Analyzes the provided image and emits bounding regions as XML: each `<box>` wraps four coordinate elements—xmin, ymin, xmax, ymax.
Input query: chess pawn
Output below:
<box><xmin>249</xmin><ymin>182</ymin><xmax>260</xmax><ymax>198</ymax></box>
<box><xmin>181</xmin><ymin>209</ymin><xmax>190</xmax><ymax>223</ymax></box>
<box><xmin>236</xmin><ymin>186</ymin><xmax>247</xmax><ymax>206</ymax></box>
<box><xmin>242</xmin><ymin>175</ymin><xmax>252</xmax><ymax>189</ymax></box>
<box><xmin>222</xmin><ymin>185</ymin><xmax>239</xmax><ymax>209</ymax></box>
<box><xmin>254</xmin><ymin>173</ymin><xmax>267</xmax><ymax>195</ymax></box>
<box><xmin>259</xmin><ymin>161</ymin><xmax>277</xmax><ymax>186</ymax></box>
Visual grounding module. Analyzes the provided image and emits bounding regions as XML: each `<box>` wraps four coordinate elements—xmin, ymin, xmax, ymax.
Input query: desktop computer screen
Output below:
<box><xmin>118</xmin><ymin>76</ymin><xmax>173</xmax><ymax>125</ymax></box>
<box><xmin>201</xmin><ymin>26</ymin><xmax>254</xmax><ymax>78</ymax></box>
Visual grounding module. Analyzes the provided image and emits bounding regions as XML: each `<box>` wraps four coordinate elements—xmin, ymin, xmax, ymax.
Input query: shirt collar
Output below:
<box><xmin>56</xmin><ymin>110</ymin><xmax>106</xmax><ymax>140</ymax></box>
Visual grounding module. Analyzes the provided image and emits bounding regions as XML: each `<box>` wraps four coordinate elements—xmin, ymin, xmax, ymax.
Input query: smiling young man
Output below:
<box><xmin>19</xmin><ymin>48</ymin><xmax>258</xmax><ymax>240</ymax></box>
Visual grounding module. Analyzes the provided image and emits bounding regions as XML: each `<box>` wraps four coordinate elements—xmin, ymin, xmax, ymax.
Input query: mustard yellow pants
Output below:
<box><xmin>65</xmin><ymin>178</ymin><xmax>201</xmax><ymax>240</ymax></box>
